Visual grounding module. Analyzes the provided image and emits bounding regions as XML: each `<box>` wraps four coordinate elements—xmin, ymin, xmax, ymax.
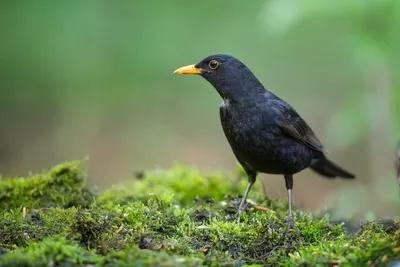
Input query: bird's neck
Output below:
<box><xmin>217</xmin><ymin>80</ymin><xmax>266</xmax><ymax>104</ymax></box>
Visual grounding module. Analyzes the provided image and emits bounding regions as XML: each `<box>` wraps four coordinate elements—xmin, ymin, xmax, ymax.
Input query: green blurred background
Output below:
<box><xmin>1</xmin><ymin>0</ymin><xmax>399</xmax><ymax>218</ymax></box>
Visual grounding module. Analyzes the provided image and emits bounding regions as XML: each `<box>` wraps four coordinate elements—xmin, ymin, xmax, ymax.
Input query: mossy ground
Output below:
<box><xmin>0</xmin><ymin>161</ymin><xmax>399</xmax><ymax>266</ymax></box>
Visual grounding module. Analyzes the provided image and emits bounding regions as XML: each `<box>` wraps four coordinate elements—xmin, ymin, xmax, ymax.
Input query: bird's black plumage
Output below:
<box><xmin>174</xmin><ymin>54</ymin><xmax>355</xmax><ymax>228</ymax></box>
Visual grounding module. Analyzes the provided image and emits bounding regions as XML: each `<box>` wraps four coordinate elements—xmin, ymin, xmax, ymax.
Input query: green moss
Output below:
<box><xmin>0</xmin><ymin>160</ymin><xmax>95</xmax><ymax>210</ymax></box>
<box><xmin>0</xmin><ymin>236</ymin><xmax>98</xmax><ymax>267</ymax></box>
<box><xmin>97</xmin><ymin>163</ymin><xmax>264</xmax><ymax>209</ymax></box>
<box><xmin>0</xmin><ymin>236</ymin><xmax>204</xmax><ymax>267</ymax></box>
<box><xmin>284</xmin><ymin>222</ymin><xmax>400</xmax><ymax>267</ymax></box>
<box><xmin>0</xmin><ymin>161</ymin><xmax>399</xmax><ymax>266</ymax></box>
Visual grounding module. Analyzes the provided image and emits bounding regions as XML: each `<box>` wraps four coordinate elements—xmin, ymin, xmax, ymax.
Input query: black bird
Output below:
<box><xmin>174</xmin><ymin>54</ymin><xmax>355</xmax><ymax>228</ymax></box>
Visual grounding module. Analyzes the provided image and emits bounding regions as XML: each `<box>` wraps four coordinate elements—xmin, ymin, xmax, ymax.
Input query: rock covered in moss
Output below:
<box><xmin>0</xmin><ymin>161</ymin><xmax>399</xmax><ymax>266</ymax></box>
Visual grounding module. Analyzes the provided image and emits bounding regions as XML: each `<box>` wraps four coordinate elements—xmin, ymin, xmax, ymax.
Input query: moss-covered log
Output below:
<box><xmin>0</xmin><ymin>161</ymin><xmax>399</xmax><ymax>266</ymax></box>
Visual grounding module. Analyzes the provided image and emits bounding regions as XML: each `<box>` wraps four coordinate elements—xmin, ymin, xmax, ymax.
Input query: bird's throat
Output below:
<box><xmin>221</xmin><ymin>98</ymin><xmax>231</xmax><ymax>108</ymax></box>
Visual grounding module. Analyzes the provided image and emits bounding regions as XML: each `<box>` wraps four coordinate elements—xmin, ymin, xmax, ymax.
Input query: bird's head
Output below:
<box><xmin>174</xmin><ymin>54</ymin><xmax>265</xmax><ymax>101</ymax></box>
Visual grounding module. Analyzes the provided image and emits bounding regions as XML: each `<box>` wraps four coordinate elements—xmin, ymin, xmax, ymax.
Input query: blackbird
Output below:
<box><xmin>174</xmin><ymin>54</ymin><xmax>355</xmax><ymax>229</ymax></box>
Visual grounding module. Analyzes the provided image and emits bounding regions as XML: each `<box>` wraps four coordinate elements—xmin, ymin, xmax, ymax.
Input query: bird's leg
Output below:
<box><xmin>236</xmin><ymin>171</ymin><xmax>256</xmax><ymax>223</ymax></box>
<box><xmin>284</xmin><ymin>174</ymin><xmax>294</xmax><ymax>229</ymax></box>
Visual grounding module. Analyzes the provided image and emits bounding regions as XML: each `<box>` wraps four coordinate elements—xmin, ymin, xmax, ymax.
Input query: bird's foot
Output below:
<box><xmin>235</xmin><ymin>201</ymin><xmax>249</xmax><ymax>223</ymax></box>
<box><xmin>286</xmin><ymin>215</ymin><xmax>294</xmax><ymax>229</ymax></box>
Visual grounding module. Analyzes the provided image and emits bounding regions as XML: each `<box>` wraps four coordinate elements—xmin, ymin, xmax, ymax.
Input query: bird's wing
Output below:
<box><xmin>272</xmin><ymin>102</ymin><xmax>325</xmax><ymax>153</ymax></box>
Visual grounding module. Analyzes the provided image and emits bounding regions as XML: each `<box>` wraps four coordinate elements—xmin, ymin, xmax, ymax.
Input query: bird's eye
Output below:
<box><xmin>208</xmin><ymin>60</ymin><xmax>219</xmax><ymax>70</ymax></box>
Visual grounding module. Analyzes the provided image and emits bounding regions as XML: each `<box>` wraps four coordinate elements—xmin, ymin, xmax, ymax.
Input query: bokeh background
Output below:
<box><xmin>1</xmin><ymin>0</ymin><xmax>399</xmax><ymax>219</ymax></box>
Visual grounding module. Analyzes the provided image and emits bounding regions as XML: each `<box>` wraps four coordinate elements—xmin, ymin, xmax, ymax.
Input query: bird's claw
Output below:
<box><xmin>235</xmin><ymin>201</ymin><xmax>249</xmax><ymax>223</ymax></box>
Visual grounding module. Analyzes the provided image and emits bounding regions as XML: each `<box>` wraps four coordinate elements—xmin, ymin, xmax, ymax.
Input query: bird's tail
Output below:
<box><xmin>310</xmin><ymin>156</ymin><xmax>355</xmax><ymax>179</ymax></box>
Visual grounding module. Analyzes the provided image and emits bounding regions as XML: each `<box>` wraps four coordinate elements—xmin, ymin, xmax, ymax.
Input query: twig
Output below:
<box><xmin>246</xmin><ymin>199</ymin><xmax>270</xmax><ymax>212</ymax></box>
<box><xmin>22</xmin><ymin>207</ymin><xmax>26</xmax><ymax>220</ymax></box>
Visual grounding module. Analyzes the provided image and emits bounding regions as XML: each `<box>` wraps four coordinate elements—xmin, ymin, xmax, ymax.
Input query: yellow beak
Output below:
<box><xmin>173</xmin><ymin>64</ymin><xmax>203</xmax><ymax>75</ymax></box>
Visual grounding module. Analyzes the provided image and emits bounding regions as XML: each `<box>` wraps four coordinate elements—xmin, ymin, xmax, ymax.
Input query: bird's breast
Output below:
<box><xmin>219</xmin><ymin>105</ymin><xmax>314</xmax><ymax>174</ymax></box>
<box><xmin>220</xmin><ymin>105</ymin><xmax>277</xmax><ymax>151</ymax></box>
